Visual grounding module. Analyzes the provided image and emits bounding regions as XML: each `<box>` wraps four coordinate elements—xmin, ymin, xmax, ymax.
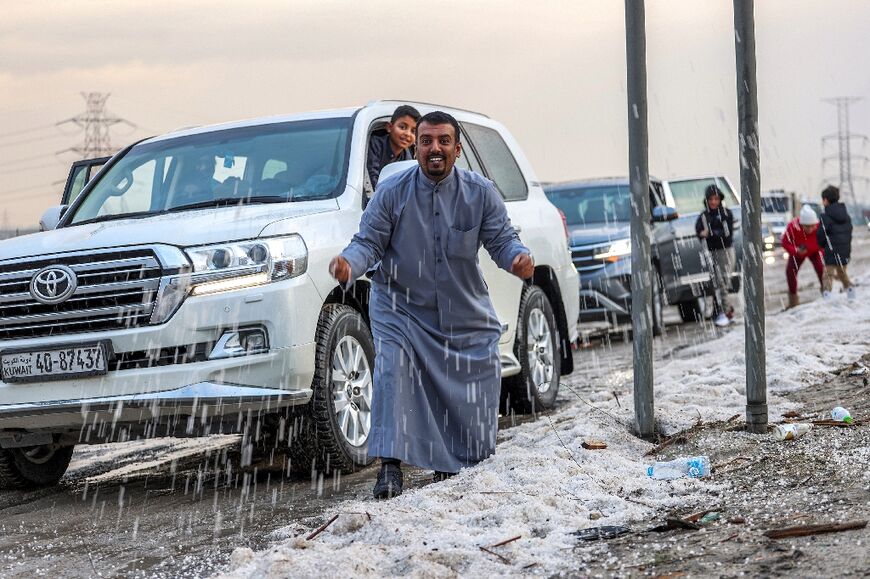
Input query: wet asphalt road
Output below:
<box><xmin>0</xmin><ymin>252</ymin><xmax>818</xmax><ymax>577</ymax></box>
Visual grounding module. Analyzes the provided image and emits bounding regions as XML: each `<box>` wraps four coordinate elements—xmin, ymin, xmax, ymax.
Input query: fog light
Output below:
<box><xmin>241</xmin><ymin>330</ymin><xmax>266</xmax><ymax>352</ymax></box>
<box><xmin>209</xmin><ymin>327</ymin><xmax>269</xmax><ymax>359</ymax></box>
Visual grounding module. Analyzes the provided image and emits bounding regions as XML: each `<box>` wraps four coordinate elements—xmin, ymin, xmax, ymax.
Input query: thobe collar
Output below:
<box><xmin>418</xmin><ymin>166</ymin><xmax>458</xmax><ymax>191</ymax></box>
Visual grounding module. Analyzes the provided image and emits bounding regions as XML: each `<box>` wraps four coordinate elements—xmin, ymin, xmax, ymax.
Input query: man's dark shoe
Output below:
<box><xmin>433</xmin><ymin>470</ymin><xmax>457</xmax><ymax>483</ymax></box>
<box><xmin>373</xmin><ymin>463</ymin><xmax>403</xmax><ymax>499</ymax></box>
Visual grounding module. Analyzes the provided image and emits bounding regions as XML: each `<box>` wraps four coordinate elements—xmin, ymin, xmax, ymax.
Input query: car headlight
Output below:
<box><xmin>149</xmin><ymin>235</ymin><xmax>308</xmax><ymax>324</ymax></box>
<box><xmin>593</xmin><ymin>238</ymin><xmax>632</xmax><ymax>262</ymax></box>
<box><xmin>764</xmin><ymin>235</ymin><xmax>775</xmax><ymax>244</ymax></box>
<box><xmin>185</xmin><ymin>235</ymin><xmax>308</xmax><ymax>296</ymax></box>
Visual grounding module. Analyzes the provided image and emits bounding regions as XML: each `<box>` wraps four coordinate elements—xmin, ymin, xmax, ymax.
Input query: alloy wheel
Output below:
<box><xmin>331</xmin><ymin>335</ymin><xmax>373</xmax><ymax>447</ymax></box>
<box><xmin>526</xmin><ymin>307</ymin><xmax>555</xmax><ymax>392</ymax></box>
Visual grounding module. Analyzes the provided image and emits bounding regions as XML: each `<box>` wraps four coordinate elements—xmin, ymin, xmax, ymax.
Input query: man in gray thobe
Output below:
<box><xmin>330</xmin><ymin>111</ymin><xmax>533</xmax><ymax>499</ymax></box>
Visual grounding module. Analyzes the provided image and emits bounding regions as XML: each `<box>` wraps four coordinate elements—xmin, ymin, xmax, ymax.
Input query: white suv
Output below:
<box><xmin>0</xmin><ymin>102</ymin><xmax>579</xmax><ymax>488</ymax></box>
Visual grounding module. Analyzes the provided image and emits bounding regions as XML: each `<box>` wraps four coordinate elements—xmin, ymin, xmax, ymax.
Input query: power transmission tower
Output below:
<box><xmin>56</xmin><ymin>92</ymin><xmax>136</xmax><ymax>158</ymax></box>
<box><xmin>822</xmin><ymin>97</ymin><xmax>869</xmax><ymax>213</ymax></box>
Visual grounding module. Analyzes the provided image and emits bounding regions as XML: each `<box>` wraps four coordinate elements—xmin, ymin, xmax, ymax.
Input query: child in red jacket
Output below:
<box><xmin>781</xmin><ymin>205</ymin><xmax>824</xmax><ymax>308</ymax></box>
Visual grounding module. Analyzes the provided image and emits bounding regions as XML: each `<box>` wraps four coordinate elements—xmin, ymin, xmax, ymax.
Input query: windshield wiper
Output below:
<box><xmin>70</xmin><ymin>210</ymin><xmax>158</xmax><ymax>227</ymax></box>
<box><xmin>69</xmin><ymin>196</ymin><xmax>295</xmax><ymax>226</ymax></box>
<box><xmin>164</xmin><ymin>196</ymin><xmax>292</xmax><ymax>213</ymax></box>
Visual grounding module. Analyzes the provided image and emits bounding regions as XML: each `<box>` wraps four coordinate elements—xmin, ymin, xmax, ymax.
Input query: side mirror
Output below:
<box><xmin>39</xmin><ymin>205</ymin><xmax>68</xmax><ymax>231</ymax></box>
<box><xmin>651</xmin><ymin>205</ymin><xmax>679</xmax><ymax>222</ymax></box>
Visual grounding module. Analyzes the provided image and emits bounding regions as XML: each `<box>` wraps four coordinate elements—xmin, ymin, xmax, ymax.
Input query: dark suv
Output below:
<box><xmin>545</xmin><ymin>176</ymin><xmax>741</xmax><ymax>334</ymax></box>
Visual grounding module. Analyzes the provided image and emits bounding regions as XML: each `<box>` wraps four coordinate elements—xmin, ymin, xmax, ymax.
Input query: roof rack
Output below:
<box><xmin>365</xmin><ymin>99</ymin><xmax>489</xmax><ymax>118</ymax></box>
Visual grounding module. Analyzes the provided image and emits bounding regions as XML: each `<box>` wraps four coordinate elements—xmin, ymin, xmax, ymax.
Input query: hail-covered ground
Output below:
<box><xmin>224</xmin><ymin>240</ymin><xmax>870</xmax><ymax>577</ymax></box>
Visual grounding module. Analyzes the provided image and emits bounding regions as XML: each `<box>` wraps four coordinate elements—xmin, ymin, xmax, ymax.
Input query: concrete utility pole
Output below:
<box><xmin>57</xmin><ymin>92</ymin><xmax>134</xmax><ymax>158</ymax></box>
<box><xmin>734</xmin><ymin>0</ymin><xmax>767</xmax><ymax>434</ymax></box>
<box><xmin>625</xmin><ymin>0</ymin><xmax>655</xmax><ymax>439</ymax></box>
<box><xmin>822</xmin><ymin>97</ymin><xmax>868</xmax><ymax>212</ymax></box>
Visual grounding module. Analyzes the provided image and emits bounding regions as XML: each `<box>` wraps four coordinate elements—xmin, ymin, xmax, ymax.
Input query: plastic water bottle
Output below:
<box><xmin>646</xmin><ymin>456</ymin><xmax>711</xmax><ymax>480</ymax></box>
<box><xmin>831</xmin><ymin>406</ymin><xmax>853</xmax><ymax>424</ymax></box>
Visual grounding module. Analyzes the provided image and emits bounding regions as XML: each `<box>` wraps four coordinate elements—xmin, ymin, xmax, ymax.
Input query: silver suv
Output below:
<box><xmin>0</xmin><ymin>102</ymin><xmax>579</xmax><ymax>488</ymax></box>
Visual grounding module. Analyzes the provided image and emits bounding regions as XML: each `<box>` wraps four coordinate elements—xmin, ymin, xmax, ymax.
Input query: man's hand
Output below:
<box><xmin>329</xmin><ymin>256</ymin><xmax>352</xmax><ymax>283</ymax></box>
<box><xmin>511</xmin><ymin>253</ymin><xmax>534</xmax><ymax>280</ymax></box>
<box><xmin>699</xmin><ymin>229</ymin><xmax>709</xmax><ymax>239</ymax></box>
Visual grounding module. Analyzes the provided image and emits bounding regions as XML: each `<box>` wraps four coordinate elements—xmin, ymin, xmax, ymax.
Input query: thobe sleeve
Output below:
<box><xmin>479</xmin><ymin>183</ymin><xmax>529</xmax><ymax>272</ymax></box>
<box><xmin>340</xmin><ymin>184</ymin><xmax>394</xmax><ymax>281</ymax></box>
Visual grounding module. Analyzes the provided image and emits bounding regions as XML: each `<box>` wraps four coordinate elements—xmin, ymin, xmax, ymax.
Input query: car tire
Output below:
<box><xmin>677</xmin><ymin>297</ymin><xmax>705</xmax><ymax>323</ymax></box>
<box><xmin>502</xmin><ymin>285</ymin><xmax>561</xmax><ymax>415</ymax></box>
<box><xmin>652</xmin><ymin>269</ymin><xmax>664</xmax><ymax>337</ymax></box>
<box><xmin>0</xmin><ymin>444</ymin><xmax>75</xmax><ymax>489</ymax></box>
<box><xmin>292</xmin><ymin>304</ymin><xmax>377</xmax><ymax>475</ymax></box>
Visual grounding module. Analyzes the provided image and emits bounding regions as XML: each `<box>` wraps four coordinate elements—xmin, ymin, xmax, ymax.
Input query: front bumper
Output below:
<box><xmin>0</xmin><ymin>382</ymin><xmax>310</xmax><ymax>441</ymax></box>
<box><xmin>0</xmin><ymin>272</ymin><xmax>323</xmax><ymax>433</ymax></box>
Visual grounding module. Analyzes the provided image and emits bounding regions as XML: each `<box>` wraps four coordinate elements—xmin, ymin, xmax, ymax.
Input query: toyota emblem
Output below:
<box><xmin>30</xmin><ymin>265</ymin><xmax>78</xmax><ymax>305</ymax></box>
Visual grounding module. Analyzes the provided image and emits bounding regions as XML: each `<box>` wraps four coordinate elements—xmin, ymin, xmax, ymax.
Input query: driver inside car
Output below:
<box><xmin>176</xmin><ymin>154</ymin><xmax>220</xmax><ymax>205</ymax></box>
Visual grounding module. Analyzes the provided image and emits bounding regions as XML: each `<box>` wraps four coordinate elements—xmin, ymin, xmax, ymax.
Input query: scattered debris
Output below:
<box><xmin>650</xmin><ymin>517</ymin><xmax>701</xmax><ymax>532</ymax></box>
<box><xmin>773</xmin><ymin>423</ymin><xmax>812</xmax><ymax>440</ymax></box>
<box><xmin>306</xmin><ymin>514</ymin><xmax>339</xmax><ymax>541</ymax></box>
<box><xmin>588</xmin><ymin>511</ymin><xmax>603</xmax><ymax>520</ymax></box>
<box><xmin>831</xmin><ymin>406</ymin><xmax>854</xmax><ymax>424</ymax></box>
<box><xmin>682</xmin><ymin>509</ymin><xmax>713</xmax><ymax>523</ymax></box>
<box><xmin>647</xmin><ymin>456</ymin><xmax>711</xmax><ymax>479</ymax></box>
<box><xmin>574</xmin><ymin>525</ymin><xmax>631</xmax><ymax>541</ymax></box>
<box><xmin>699</xmin><ymin>512</ymin><xmax>721</xmax><ymax>524</ymax></box>
<box><xmin>763</xmin><ymin>520</ymin><xmax>868</xmax><ymax>539</ymax></box>
<box><xmin>487</xmin><ymin>535</ymin><xmax>522</xmax><ymax>549</ymax></box>
<box><xmin>581</xmin><ymin>439</ymin><xmax>607</xmax><ymax>450</ymax></box>
<box><xmin>810</xmin><ymin>419</ymin><xmax>860</xmax><ymax>427</ymax></box>
<box><xmin>479</xmin><ymin>546</ymin><xmax>511</xmax><ymax>564</ymax></box>
<box><xmin>728</xmin><ymin>516</ymin><xmax>746</xmax><ymax>525</ymax></box>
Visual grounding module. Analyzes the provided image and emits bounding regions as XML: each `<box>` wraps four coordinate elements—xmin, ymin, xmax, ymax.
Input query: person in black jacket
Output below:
<box><xmin>695</xmin><ymin>184</ymin><xmax>735</xmax><ymax>327</ymax></box>
<box><xmin>366</xmin><ymin>105</ymin><xmax>421</xmax><ymax>191</ymax></box>
<box><xmin>816</xmin><ymin>185</ymin><xmax>854</xmax><ymax>299</ymax></box>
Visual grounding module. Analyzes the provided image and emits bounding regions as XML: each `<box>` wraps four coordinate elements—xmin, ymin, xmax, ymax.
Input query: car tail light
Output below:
<box><xmin>558</xmin><ymin>209</ymin><xmax>570</xmax><ymax>243</ymax></box>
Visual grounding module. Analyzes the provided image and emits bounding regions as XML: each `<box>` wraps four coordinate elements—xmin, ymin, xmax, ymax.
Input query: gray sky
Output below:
<box><xmin>1</xmin><ymin>0</ymin><xmax>868</xmax><ymax>227</ymax></box>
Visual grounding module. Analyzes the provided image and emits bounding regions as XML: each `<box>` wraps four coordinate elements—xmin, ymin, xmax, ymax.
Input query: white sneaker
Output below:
<box><xmin>714</xmin><ymin>313</ymin><xmax>731</xmax><ymax>327</ymax></box>
<box><xmin>847</xmin><ymin>287</ymin><xmax>856</xmax><ymax>300</ymax></box>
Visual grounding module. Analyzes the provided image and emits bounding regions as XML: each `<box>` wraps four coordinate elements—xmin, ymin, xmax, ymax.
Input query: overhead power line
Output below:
<box><xmin>0</xmin><ymin>132</ymin><xmax>67</xmax><ymax>149</ymax></box>
<box><xmin>0</xmin><ymin>122</ymin><xmax>59</xmax><ymax>141</ymax></box>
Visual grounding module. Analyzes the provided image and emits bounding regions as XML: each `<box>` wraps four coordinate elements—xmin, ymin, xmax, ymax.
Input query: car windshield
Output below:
<box><xmin>761</xmin><ymin>196</ymin><xmax>789</xmax><ymax>213</ymax></box>
<box><xmin>667</xmin><ymin>177</ymin><xmax>739</xmax><ymax>214</ymax></box>
<box><xmin>545</xmin><ymin>185</ymin><xmax>631</xmax><ymax>225</ymax></box>
<box><xmin>68</xmin><ymin>118</ymin><xmax>351</xmax><ymax>225</ymax></box>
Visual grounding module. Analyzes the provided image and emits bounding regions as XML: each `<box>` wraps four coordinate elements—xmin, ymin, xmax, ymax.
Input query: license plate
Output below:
<box><xmin>1</xmin><ymin>342</ymin><xmax>109</xmax><ymax>383</ymax></box>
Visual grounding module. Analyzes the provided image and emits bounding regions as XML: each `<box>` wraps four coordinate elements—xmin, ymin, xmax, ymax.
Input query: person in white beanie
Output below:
<box><xmin>781</xmin><ymin>204</ymin><xmax>824</xmax><ymax>308</ymax></box>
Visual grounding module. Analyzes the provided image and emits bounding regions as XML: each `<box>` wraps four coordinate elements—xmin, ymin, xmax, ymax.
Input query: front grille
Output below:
<box><xmin>0</xmin><ymin>249</ymin><xmax>162</xmax><ymax>340</ymax></box>
<box><xmin>570</xmin><ymin>241</ymin><xmax>612</xmax><ymax>273</ymax></box>
<box><xmin>114</xmin><ymin>342</ymin><xmax>211</xmax><ymax>371</ymax></box>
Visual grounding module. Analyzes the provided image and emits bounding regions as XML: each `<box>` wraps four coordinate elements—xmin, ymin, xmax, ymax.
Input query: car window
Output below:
<box><xmin>65</xmin><ymin>165</ymin><xmax>89</xmax><ymax>205</ymax></box>
<box><xmin>461</xmin><ymin>123</ymin><xmax>528</xmax><ymax>201</ymax></box>
<box><xmin>93</xmin><ymin>159</ymin><xmax>158</xmax><ymax>217</ymax></box>
<box><xmin>262</xmin><ymin>159</ymin><xmax>287</xmax><ymax>179</ymax></box>
<box><xmin>667</xmin><ymin>177</ymin><xmax>739</xmax><ymax>214</ymax></box>
<box><xmin>69</xmin><ymin>118</ymin><xmax>351</xmax><ymax>225</ymax></box>
<box><xmin>545</xmin><ymin>185</ymin><xmax>632</xmax><ymax>225</ymax></box>
<box><xmin>456</xmin><ymin>128</ymin><xmax>485</xmax><ymax>175</ymax></box>
<box><xmin>761</xmin><ymin>196</ymin><xmax>789</xmax><ymax>213</ymax></box>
